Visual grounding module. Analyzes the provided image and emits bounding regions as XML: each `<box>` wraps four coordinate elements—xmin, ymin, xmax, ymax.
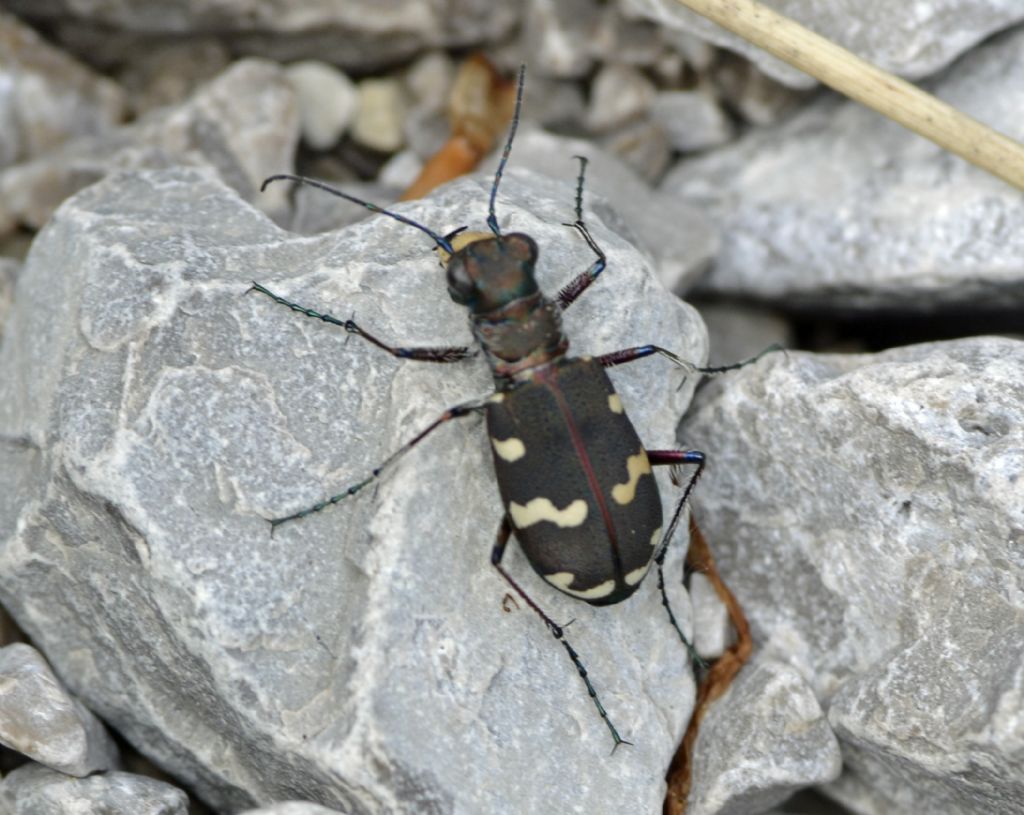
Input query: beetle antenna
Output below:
<box><xmin>262</xmin><ymin>174</ymin><xmax>454</xmax><ymax>254</ymax></box>
<box><xmin>486</xmin><ymin>64</ymin><xmax>526</xmax><ymax>238</ymax></box>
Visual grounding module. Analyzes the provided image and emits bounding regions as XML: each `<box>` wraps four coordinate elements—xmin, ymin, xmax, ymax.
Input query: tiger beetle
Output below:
<box><xmin>249</xmin><ymin>66</ymin><xmax>777</xmax><ymax>750</ymax></box>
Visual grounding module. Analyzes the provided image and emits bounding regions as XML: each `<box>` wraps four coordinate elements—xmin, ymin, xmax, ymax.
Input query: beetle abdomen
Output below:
<box><xmin>485</xmin><ymin>358</ymin><xmax>662</xmax><ymax>606</ymax></box>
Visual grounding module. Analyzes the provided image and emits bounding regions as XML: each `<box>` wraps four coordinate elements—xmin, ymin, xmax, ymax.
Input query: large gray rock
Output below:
<box><xmin>0</xmin><ymin>763</ymin><xmax>187</xmax><ymax>815</ymax></box>
<box><xmin>682</xmin><ymin>337</ymin><xmax>1024</xmax><ymax>814</ymax></box>
<box><xmin>0</xmin><ymin>11</ymin><xmax>124</xmax><ymax>170</ymax></box>
<box><xmin>0</xmin><ymin>643</ymin><xmax>119</xmax><ymax>777</ymax></box>
<box><xmin>662</xmin><ymin>26</ymin><xmax>1024</xmax><ymax>311</ymax></box>
<box><xmin>622</xmin><ymin>0</ymin><xmax>1024</xmax><ymax>88</ymax></box>
<box><xmin>0</xmin><ymin>58</ymin><xmax>298</xmax><ymax>236</ymax></box>
<box><xmin>688</xmin><ymin>656</ymin><xmax>842</xmax><ymax>815</ymax></box>
<box><xmin>0</xmin><ymin>166</ymin><xmax>709</xmax><ymax>813</ymax></box>
<box><xmin>5</xmin><ymin>1</ymin><xmax>522</xmax><ymax>71</ymax></box>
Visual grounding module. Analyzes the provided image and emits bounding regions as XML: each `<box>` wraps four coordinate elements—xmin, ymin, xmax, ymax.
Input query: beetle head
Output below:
<box><xmin>443</xmin><ymin>232</ymin><xmax>539</xmax><ymax>313</ymax></box>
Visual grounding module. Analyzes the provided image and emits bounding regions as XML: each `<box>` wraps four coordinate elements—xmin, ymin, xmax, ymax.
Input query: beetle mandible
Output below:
<box><xmin>249</xmin><ymin>67</ymin><xmax>775</xmax><ymax>748</ymax></box>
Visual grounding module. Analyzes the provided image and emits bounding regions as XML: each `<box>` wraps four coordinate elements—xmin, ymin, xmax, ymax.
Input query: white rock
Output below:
<box><xmin>285</xmin><ymin>61</ymin><xmax>357</xmax><ymax>151</ymax></box>
<box><xmin>586</xmin><ymin>63</ymin><xmax>658</xmax><ymax>133</ymax></box>
<box><xmin>377</xmin><ymin>149</ymin><xmax>423</xmax><ymax>190</ymax></box>
<box><xmin>651</xmin><ymin>88</ymin><xmax>734</xmax><ymax>152</ymax></box>
<box><xmin>0</xmin><ymin>763</ymin><xmax>187</xmax><ymax>815</ymax></box>
<box><xmin>600</xmin><ymin>118</ymin><xmax>674</xmax><ymax>184</ymax></box>
<box><xmin>688</xmin><ymin>572</ymin><xmax>730</xmax><ymax>660</ymax></box>
<box><xmin>239</xmin><ymin>804</ymin><xmax>345</xmax><ymax>815</ymax></box>
<box><xmin>524</xmin><ymin>0</ymin><xmax>599</xmax><ymax>78</ymax></box>
<box><xmin>351</xmin><ymin>78</ymin><xmax>407</xmax><ymax>153</ymax></box>
<box><xmin>404</xmin><ymin>51</ymin><xmax>455</xmax><ymax>115</ymax></box>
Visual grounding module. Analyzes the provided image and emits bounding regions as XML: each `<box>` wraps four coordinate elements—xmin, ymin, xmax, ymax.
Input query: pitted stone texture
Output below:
<box><xmin>5</xmin><ymin>1</ymin><xmax>522</xmax><ymax>71</ymax></box>
<box><xmin>0</xmin><ymin>166</ymin><xmax>708</xmax><ymax>813</ymax></box>
<box><xmin>683</xmin><ymin>338</ymin><xmax>1024</xmax><ymax>814</ymax></box>
<box><xmin>0</xmin><ymin>763</ymin><xmax>187</xmax><ymax>815</ymax></box>
<box><xmin>0</xmin><ymin>58</ymin><xmax>298</xmax><ymax>236</ymax></box>
<box><xmin>687</xmin><ymin>656</ymin><xmax>841</xmax><ymax>815</ymax></box>
<box><xmin>0</xmin><ymin>644</ymin><xmax>119</xmax><ymax>777</ymax></box>
<box><xmin>662</xmin><ymin>27</ymin><xmax>1024</xmax><ymax>311</ymax></box>
<box><xmin>621</xmin><ymin>0</ymin><xmax>1024</xmax><ymax>88</ymax></box>
<box><xmin>0</xmin><ymin>11</ymin><xmax>124</xmax><ymax>170</ymax></box>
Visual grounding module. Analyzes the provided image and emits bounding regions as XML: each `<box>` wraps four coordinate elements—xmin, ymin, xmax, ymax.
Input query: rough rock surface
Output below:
<box><xmin>682</xmin><ymin>337</ymin><xmax>1024</xmax><ymax>814</ymax></box>
<box><xmin>0</xmin><ymin>166</ymin><xmax>709</xmax><ymax>813</ymax></box>
<box><xmin>662</xmin><ymin>27</ymin><xmax>1024</xmax><ymax>310</ymax></box>
<box><xmin>687</xmin><ymin>656</ymin><xmax>842</xmax><ymax>815</ymax></box>
<box><xmin>0</xmin><ymin>58</ymin><xmax>298</xmax><ymax>236</ymax></box>
<box><xmin>0</xmin><ymin>763</ymin><xmax>188</xmax><ymax>815</ymax></box>
<box><xmin>0</xmin><ymin>643</ymin><xmax>119</xmax><ymax>776</ymax></box>
<box><xmin>622</xmin><ymin>0</ymin><xmax>1024</xmax><ymax>88</ymax></box>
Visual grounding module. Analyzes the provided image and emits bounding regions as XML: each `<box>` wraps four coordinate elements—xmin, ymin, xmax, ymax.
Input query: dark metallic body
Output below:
<box><xmin>448</xmin><ymin>232</ymin><xmax>662</xmax><ymax>607</ymax></box>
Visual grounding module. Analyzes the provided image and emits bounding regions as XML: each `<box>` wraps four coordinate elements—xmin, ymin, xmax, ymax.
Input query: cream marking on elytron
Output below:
<box><xmin>607</xmin><ymin>393</ymin><xmax>623</xmax><ymax>414</ymax></box>
<box><xmin>545</xmin><ymin>572</ymin><xmax>617</xmax><ymax>600</ymax></box>
<box><xmin>509</xmin><ymin>497</ymin><xmax>588</xmax><ymax>529</ymax></box>
<box><xmin>650</xmin><ymin>527</ymin><xmax>662</xmax><ymax>548</ymax></box>
<box><xmin>624</xmin><ymin>563</ymin><xmax>650</xmax><ymax>586</ymax></box>
<box><xmin>610</xmin><ymin>451</ymin><xmax>652</xmax><ymax>505</ymax></box>
<box><xmin>488</xmin><ymin>392</ymin><xmax>505</xmax><ymax>403</ymax></box>
<box><xmin>491</xmin><ymin>435</ymin><xmax>526</xmax><ymax>462</ymax></box>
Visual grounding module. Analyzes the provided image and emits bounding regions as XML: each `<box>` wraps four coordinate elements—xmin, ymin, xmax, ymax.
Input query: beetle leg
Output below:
<box><xmin>647</xmin><ymin>450</ymin><xmax>707</xmax><ymax>669</ymax></box>
<box><xmin>597</xmin><ymin>344</ymin><xmax>783</xmax><ymax>375</ymax></box>
<box><xmin>248</xmin><ymin>282</ymin><xmax>474</xmax><ymax>362</ymax></box>
<box><xmin>263</xmin><ymin>397</ymin><xmax>487</xmax><ymax>530</ymax></box>
<box><xmin>555</xmin><ymin>157</ymin><xmax>607</xmax><ymax>311</ymax></box>
<box><xmin>491</xmin><ymin>516</ymin><xmax>631</xmax><ymax>751</ymax></box>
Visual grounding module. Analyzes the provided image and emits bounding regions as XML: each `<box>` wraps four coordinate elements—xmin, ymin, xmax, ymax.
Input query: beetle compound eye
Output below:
<box><xmin>446</xmin><ymin>257</ymin><xmax>475</xmax><ymax>304</ymax></box>
<box><xmin>504</xmin><ymin>233</ymin><xmax>538</xmax><ymax>265</ymax></box>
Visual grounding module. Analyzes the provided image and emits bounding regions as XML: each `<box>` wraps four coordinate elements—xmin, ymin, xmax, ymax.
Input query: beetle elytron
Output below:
<box><xmin>250</xmin><ymin>67</ymin><xmax>774</xmax><ymax>747</ymax></box>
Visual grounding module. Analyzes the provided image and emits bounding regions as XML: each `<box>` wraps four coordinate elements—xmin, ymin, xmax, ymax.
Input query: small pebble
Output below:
<box><xmin>285</xmin><ymin>60</ymin><xmax>358</xmax><ymax>151</ymax></box>
<box><xmin>351</xmin><ymin>78</ymin><xmax>407</xmax><ymax>153</ymax></box>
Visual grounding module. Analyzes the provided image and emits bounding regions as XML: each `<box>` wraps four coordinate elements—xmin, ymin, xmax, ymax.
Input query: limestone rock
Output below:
<box><xmin>683</xmin><ymin>337</ymin><xmax>1024</xmax><ymax>814</ymax></box>
<box><xmin>0</xmin><ymin>166</ymin><xmax>708</xmax><ymax>813</ymax></box>
<box><xmin>0</xmin><ymin>643</ymin><xmax>119</xmax><ymax>776</ymax></box>
<box><xmin>662</xmin><ymin>27</ymin><xmax>1024</xmax><ymax>311</ymax></box>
